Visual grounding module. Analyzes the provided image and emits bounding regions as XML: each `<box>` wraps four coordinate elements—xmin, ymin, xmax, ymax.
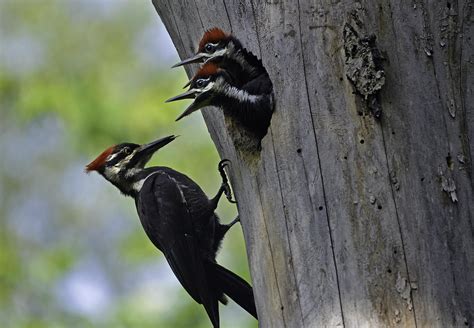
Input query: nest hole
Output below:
<box><xmin>222</xmin><ymin>46</ymin><xmax>274</xmax><ymax>155</ymax></box>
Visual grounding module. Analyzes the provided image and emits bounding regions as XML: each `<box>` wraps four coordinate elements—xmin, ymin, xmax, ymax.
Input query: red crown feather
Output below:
<box><xmin>193</xmin><ymin>62</ymin><xmax>220</xmax><ymax>79</ymax></box>
<box><xmin>85</xmin><ymin>145</ymin><xmax>115</xmax><ymax>172</ymax></box>
<box><xmin>198</xmin><ymin>27</ymin><xmax>229</xmax><ymax>52</ymax></box>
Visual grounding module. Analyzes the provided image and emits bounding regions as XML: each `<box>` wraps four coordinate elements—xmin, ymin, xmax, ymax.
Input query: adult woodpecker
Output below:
<box><xmin>172</xmin><ymin>27</ymin><xmax>267</xmax><ymax>87</ymax></box>
<box><xmin>166</xmin><ymin>63</ymin><xmax>273</xmax><ymax>139</ymax></box>
<box><xmin>85</xmin><ymin>135</ymin><xmax>257</xmax><ymax>327</ymax></box>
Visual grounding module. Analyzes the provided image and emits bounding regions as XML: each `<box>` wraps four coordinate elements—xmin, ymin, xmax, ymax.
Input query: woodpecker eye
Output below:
<box><xmin>195</xmin><ymin>78</ymin><xmax>208</xmax><ymax>88</ymax></box>
<box><xmin>123</xmin><ymin>147</ymin><xmax>132</xmax><ymax>155</ymax></box>
<box><xmin>205</xmin><ymin>43</ymin><xmax>215</xmax><ymax>53</ymax></box>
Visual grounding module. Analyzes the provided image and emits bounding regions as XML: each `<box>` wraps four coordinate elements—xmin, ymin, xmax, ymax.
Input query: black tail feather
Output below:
<box><xmin>206</xmin><ymin>261</ymin><xmax>258</xmax><ymax>319</ymax></box>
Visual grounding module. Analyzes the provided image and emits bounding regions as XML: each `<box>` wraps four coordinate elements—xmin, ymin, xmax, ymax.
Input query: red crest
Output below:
<box><xmin>198</xmin><ymin>27</ymin><xmax>229</xmax><ymax>52</ymax></box>
<box><xmin>194</xmin><ymin>62</ymin><xmax>220</xmax><ymax>79</ymax></box>
<box><xmin>85</xmin><ymin>146</ymin><xmax>115</xmax><ymax>172</ymax></box>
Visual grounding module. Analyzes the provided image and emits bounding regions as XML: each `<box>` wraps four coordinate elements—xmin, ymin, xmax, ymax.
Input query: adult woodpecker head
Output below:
<box><xmin>172</xmin><ymin>28</ymin><xmax>233</xmax><ymax>67</ymax></box>
<box><xmin>85</xmin><ymin>135</ymin><xmax>176</xmax><ymax>195</ymax></box>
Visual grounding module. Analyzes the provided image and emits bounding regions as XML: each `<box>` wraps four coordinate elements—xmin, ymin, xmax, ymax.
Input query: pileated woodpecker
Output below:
<box><xmin>166</xmin><ymin>63</ymin><xmax>273</xmax><ymax>139</ymax></box>
<box><xmin>172</xmin><ymin>27</ymin><xmax>268</xmax><ymax>88</ymax></box>
<box><xmin>85</xmin><ymin>135</ymin><xmax>257</xmax><ymax>327</ymax></box>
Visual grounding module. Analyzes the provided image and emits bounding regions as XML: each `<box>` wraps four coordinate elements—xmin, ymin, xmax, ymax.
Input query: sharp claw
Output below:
<box><xmin>218</xmin><ymin>159</ymin><xmax>231</xmax><ymax>171</ymax></box>
<box><xmin>218</xmin><ymin>159</ymin><xmax>231</xmax><ymax>182</ymax></box>
<box><xmin>223</xmin><ymin>184</ymin><xmax>236</xmax><ymax>203</ymax></box>
<box><xmin>224</xmin><ymin>186</ymin><xmax>237</xmax><ymax>204</ymax></box>
<box><xmin>217</xmin><ymin>159</ymin><xmax>236</xmax><ymax>204</ymax></box>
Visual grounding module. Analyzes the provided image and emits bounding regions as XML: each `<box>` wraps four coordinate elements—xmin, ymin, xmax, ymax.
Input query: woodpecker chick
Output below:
<box><xmin>172</xmin><ymin>27</ymin><xmax>266</xmax><ymax>86</ymax></box>
<box><xmin>166</xmin><ymin>63</ymin><xmax>273</xmax><ymax>139</ymax></box>
<box><xmin>86</xmin><ymin>136</ymin><xmax>257</xmax><ymax>328</ymax></box>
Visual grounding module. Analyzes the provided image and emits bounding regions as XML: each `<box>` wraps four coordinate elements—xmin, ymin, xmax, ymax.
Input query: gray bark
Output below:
<box><xmin>152</xmin><ymin>1</ymin><xmax>474</xmax><ymax>327</ymax></box>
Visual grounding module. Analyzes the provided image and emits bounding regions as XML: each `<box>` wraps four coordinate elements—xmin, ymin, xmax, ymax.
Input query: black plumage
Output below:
<box><xmin>169</xmin><ymin>28</ymin><xmax>274</xmax><ymax>140</ymax></box>
<box><xmin>136</xmin><ymin>168</ymin><xmax>256</xmax><ymax>326</ymax></box>
<box><xmin>86</xmin><ymin>137</ymin><xmax>257</xmax><ymax>328</ymax></box>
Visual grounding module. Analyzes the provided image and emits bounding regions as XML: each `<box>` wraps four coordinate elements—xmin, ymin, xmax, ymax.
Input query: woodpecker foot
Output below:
<box><xmin>227</xmin><ymin>215</ymin><xmax>240</xmax><ymax>228</ymax></box>
<box><xmin>218</xmin><ymin>216</ymin><xmax>240</xmax><ymax>240</ymax></box>
<box><xmin>218</xmin><ymin>159</ymin><xmax>237</xmax><ymax>204</ymax></box>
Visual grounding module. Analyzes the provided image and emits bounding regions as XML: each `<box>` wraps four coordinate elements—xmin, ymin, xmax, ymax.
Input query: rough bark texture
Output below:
<box><xmin>152</xmin><ymin>1</ymin><xmax>474</xmax><ymax>327</ymax></box>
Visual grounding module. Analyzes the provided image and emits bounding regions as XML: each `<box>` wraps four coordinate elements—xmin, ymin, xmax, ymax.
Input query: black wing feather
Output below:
<box><xmin>136</xmin><ymin>171</ymin><xmax>220</xmax><ymax>327</ymax></box>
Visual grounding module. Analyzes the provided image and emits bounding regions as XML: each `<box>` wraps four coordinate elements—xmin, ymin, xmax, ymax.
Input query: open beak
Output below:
<box><xmin>182</xmin><ymin>80</ymin><xmax>192</xmax><ymax>89</ymax></box>
<box><xmin>165</xmin><ymin>89</ymin><xmax>199</xmax><ymax>103</ymax></box>
<box><xmin>175</xmin><ymin>100</ymin><xmax>206</xmax><ymax>121</ymax></box>
<box><xmin>171</xmin><ymin>53</ymin><xmax>207</xmax><ymax>68</ymax></box>
<box><xmin>166</xmin><ymin>88</ymin><xmax>211</xmax><ymax>122</ymax></box>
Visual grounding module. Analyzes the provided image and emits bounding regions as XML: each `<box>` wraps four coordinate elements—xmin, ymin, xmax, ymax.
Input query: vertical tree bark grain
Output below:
<box><xmin>152</xmin><ymin>1</ymin><xmax>473</xmax><ymax>327</ymax></box>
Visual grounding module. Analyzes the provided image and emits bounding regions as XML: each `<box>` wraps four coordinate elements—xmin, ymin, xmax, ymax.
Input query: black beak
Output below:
<box><xmin>166</xmin><ymin>87</ymin><xmax>212</xmax><ymax>121</ymax></box>
<box><xmin>175</xmin><ymin>93</ymin><xmax>212</xmax><ymax>121</ymax></box>
<box><xmin>171</xmin><ymin>53</ymin><xmax>207</xmax><ymax>68</ymax></box>
<box><xmin>165</xmin><ymin>89</ymin><xmax>199</xmax><ymax>103</ymax></box>
<box><xmin>135</xmin><ymin>135</ymin><xmax>177</xmax><ymax>161</ymax></box>
<box><xmin>182</xmin><ymin>80</ymin><xmax>192</xmax><ymax>89</ymax></box>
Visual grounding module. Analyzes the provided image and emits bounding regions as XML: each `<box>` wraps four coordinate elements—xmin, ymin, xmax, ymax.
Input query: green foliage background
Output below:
<box><xmin>0</xmin><ymin>1</ymin><xmax>254</xmax><ymax>327</ymax></box>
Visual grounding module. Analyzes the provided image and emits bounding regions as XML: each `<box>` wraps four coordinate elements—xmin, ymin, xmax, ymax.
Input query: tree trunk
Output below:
<box><xmin>152</xmin><ymin>1</ymin><xmax>473</xmax><ymax>327</ymax></box>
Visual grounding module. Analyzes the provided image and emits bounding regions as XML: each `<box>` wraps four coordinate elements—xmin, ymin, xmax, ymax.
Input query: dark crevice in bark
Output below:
<box><xmin>192</xmin><ymin>0</ymin><xmax>204</xmax><ymax>30</ymax></box>
<box><xmin>295</xmin><ymin>0</ymin><xmax>346</xmax><ymax>327</ymax></box>
<box><xmin>249</xmin><ymin>0</ymin><xmax>262</xmax><ymax>56</ymax></box>
<box><xmin>165</xmin><ymin>0</ymin><xmax>188</xmax><ymax>60</ymax></box>
<box><xmin>380</xmin><ymin>122</ymin><xmax>419</xmax><ymax>328</ymax></box>
<box><xmin>379</xmin><ymin>3</ymin><xmax>420</xmax><ymax>326</ymax></box>
<box><xmin>204</xmin><ymin>2</ymin><xmax>285</xmax><ymax>323</ymax></box>
<box><xmin>254</xmin><ymin>174</ymin><xmax>288</xmax><ymax>327</ymax></box>
<box><xmin>248</xmin><ymin>2</ymin><xmax>290</xmax><ymax>325</ymax></box>
<box><xmin>458</xmin><ymin>0</ymin><xmax>473</xmax><ymax>186</ymax></box>
<box><xmin>222</xmin><ymin>0</ymin><xmax>233</xmax><ymax>33</ymax></box>
<box><xmin>256</xmin><ymin>174</ymin><xmax>286</xmax><ymax>327</ymax></box>
<box><xmin>270</xmin><ymin>130</ymin><xmax>305</xmax><ymax>326</ymax></box>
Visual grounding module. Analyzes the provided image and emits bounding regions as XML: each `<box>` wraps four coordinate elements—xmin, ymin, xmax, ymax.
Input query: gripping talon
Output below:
<box><xmin>218</xmin><ymin>159</ymin><xmax>237</xmax><ymax>204</ymax></box>
<box><xmin>223</xmin><ymin>184</ymin><xmax>237</xmax><ymax>204</ymax></box>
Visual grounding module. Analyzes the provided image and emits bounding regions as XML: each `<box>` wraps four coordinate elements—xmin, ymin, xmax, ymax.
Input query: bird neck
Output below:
<box><xmin>226</xmin><ymin>39</ymin><xmax>265</xmax><ymax>79</ymax></box>
<box><xmin>106</xmin><ymin>167</ymin><xmax>158</xmax><ymax>198</ymax></box>
<box><xmin>216</xmin><ymin>82</ymin><xmax>263</xmax><ymax>105</ymax></box>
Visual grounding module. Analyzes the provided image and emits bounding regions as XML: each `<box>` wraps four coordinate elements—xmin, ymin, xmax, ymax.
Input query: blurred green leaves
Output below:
<box><xmin>0</xmin><ymin>1</ymin><xmax>255</xmax><ymax>327</ymax></box>
<box><xmin>1</xmin><ymin>0</ymin><xmax>189</xmax><ymax>151</ymax></box>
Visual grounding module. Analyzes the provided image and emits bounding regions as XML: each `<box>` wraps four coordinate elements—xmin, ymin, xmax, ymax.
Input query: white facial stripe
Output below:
<box><xmin>202</xmin><ymin>81</ymin><xmax>215</xmax><ymax>92</ymax></box>
<box><xmin>107</xmin><ymin>153</ymin><xmax>119</xmax><ymax>162</ymax></box>
<box><xmin>203</xmin><ymin>42</ymin><xmax>256</xmax><ymax>77</ymax></box>
<box><xmin>105</xmin><ymin>149</ymin><xmax>140</xmax><ymax>180</ymax></box>
<box><xmin>120</xmin><ymin>152</ymin><xmax>135</xmax><ymax>166</ymax></box>
<box><xmin>219</xmin><ymin>83</ymin><xmax>260</xmax><ymax>103</ymax></box>
<box><xmin>213</xmin><ymin>48</ymin><xmax>227</xmax><ymax>57</ymax></box>
<box><xmin>195</xmin><ymin>81</ymin><xmax>215</xmax><ymax>93</ymax></box>
<box><xmin>107</xmin><ymin>148</ymin><xmax>137</xmax><ymax>164</ymax></box>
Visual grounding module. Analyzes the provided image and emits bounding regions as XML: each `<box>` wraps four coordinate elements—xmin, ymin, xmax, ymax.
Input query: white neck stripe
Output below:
<box><xmin>223</xmin><ymin>85</ymin><xmax>260</xmax><ymax>103</ymax></box>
